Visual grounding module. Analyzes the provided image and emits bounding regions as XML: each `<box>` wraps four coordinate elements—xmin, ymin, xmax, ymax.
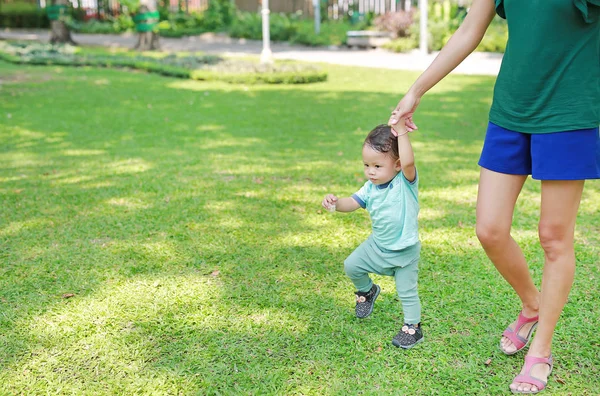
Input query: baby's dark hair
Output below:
<box><xmin>363</xmin><ymin>124</ymin><xmax>399</xmax><ymax>160</ymax></box>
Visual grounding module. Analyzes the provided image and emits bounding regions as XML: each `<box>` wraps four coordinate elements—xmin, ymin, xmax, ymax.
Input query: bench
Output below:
<box><xmin>346</xmin><ymin>30</ymin><xmax>394</xmax><ymax>48</ymax></box>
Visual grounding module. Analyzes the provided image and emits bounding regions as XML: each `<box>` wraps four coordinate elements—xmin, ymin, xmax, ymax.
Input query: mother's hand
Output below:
<box><xmin>388</xmin><ymin>92</ymin><xmax>421</xmax><ymax>136</ymax></box>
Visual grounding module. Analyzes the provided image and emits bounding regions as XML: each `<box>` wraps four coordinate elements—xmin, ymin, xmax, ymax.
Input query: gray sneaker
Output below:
<box><xmin>354</xmin><ymin>284</ymin><xmax>380</xmax><ymax>318</ymax></box>
<box><xmin>392</xmin><ymin>323</ymin><xmax>424</xmax><ymax>349</ymax></box>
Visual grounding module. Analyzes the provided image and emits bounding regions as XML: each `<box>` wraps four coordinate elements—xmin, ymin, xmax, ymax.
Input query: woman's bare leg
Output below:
<box><xmin>476</xmin><ymin>168</ymin><xmax>540</xmax><ymax>353</ymax></box>
<box><xmin>510</xmin><ymin>180</ymin><xmax>584</xmax><ymax>393</ymax></box>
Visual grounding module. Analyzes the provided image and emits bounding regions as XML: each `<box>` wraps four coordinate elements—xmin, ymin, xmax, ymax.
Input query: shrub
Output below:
<box><xmin>229</xmin><ymin>11</ymin><xmax>262</xmax><ymax>40</ymax></box>
<box><xmin>0</xmin><ymin>2</ymin><xmax>48</xmax><ymax>28</ymax></box>
<box><xmin>477</xmin><ymin>16</ymin><xmax>507</xmax><ymax>53</ymax></box>
<box><xmin>373</xmin><ymin>10</ymin><xmax>414</xmax><ymax>38</ymax></box>
<box><xmin>203</xmin><ymin>0</ymin><xmax>235</xmax><ymax>31</ymax></box>
<box><xmin>382</xmin><ymin>36</ymin><xmax>418</xmax><ymax>53</ymax></box>
<box><xmin>0</xmin><ymin>41</ymin><xmax>327</xmax><ymax>84</ymax></box>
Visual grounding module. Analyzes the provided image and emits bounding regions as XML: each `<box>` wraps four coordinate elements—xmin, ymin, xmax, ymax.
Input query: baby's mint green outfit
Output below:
<box><xmin>346</xmin><ymin>170</ymin><xmax>421</xmax><ymax>323</ymax></box>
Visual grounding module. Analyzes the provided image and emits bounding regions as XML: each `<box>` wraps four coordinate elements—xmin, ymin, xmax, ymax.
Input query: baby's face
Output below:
<box><xmin>362</xmin><ymin>145</ymin><xmax>401</xmax><ymax>185</ymax></box>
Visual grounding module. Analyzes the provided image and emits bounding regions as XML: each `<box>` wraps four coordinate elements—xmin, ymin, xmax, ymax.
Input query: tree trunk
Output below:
<box><xmin>134</xmin><ymin>31</ymin><xmax>161</xmax><ymax>51</ymax></box>
<box><xmin>134</xmin><ymin>1</ymin><xmax>160</xmax><ymax>51</ymax></box>
<box><xmin>48</xmin><ymin>0</ymin><xmax>76</xmax><ymax>45</ymax></box>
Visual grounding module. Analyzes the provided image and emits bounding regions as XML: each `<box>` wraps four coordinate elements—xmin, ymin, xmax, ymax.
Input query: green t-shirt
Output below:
<box><xmin>490</xmin><ymin>0</ymin><xmax>600</xmax><ymax>133</ymax></box>
<box><xmin>351</xmin><ymin>170</ymin><xmax>419</xmax><ymax>251</ymax></box>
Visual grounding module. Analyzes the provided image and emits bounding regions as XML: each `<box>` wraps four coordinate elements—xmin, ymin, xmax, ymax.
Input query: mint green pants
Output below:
<box><xmin>344</xmin><ymin>235</ymin><xmax>421</xmax><ymax>324</ymax></box>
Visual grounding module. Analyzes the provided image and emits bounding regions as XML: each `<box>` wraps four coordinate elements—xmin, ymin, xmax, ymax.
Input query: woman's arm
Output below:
<box><xmin>389</xmin><ymin>0</ymin><xmax>497</xmax><ymax>129</ymax></box>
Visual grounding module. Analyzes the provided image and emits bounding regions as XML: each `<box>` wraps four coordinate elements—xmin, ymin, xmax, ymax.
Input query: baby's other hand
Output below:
<box><xmin>322</xmin><ymin>194</ymin><xmax>338</xmax><ymax>211</ymax></box>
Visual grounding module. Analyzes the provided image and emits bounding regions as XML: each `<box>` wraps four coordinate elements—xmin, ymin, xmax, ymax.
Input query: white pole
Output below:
<box><xmin>313</xmin><ymin>0</ymin><xmax>320</xmax><ymax>34</ymax></box>
<box><xmin>260</xmin><ymin>0</ymin><xmax>273</xmax><ymax>64</ymax></box>
<box><xmin>419</xmin><ymin>0</ymin><xmax>428</xmax><ymax>55</ymax></box>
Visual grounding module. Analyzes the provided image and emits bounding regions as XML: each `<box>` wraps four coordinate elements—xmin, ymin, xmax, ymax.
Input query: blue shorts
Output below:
<box><xmin>478</xmin><ymin>122</ymin><xmax>600</xmax><ymax>180</ymax></box>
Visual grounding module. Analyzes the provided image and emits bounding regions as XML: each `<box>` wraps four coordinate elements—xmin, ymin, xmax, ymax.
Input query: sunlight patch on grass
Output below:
<box><xmin>216</xmin><ymin>216</ymin><xmax>245</xmax><ymax>230</ymax></box>
<box><xmin>199</xmin><ymin>136</ymin><xmax>264</xmax><ymax>150</ymax></box>
<box><xmin>103</xmin><ymin>158</ymin><xmax>152</xmax><ymax>174</ymax></box>
<box><xmin>445</xmin><ymin>168</ymin><xmax>480</xmax><ymax>184</ymax></box>
<box><xmin>421</xmin><ymin>228</ymin><xmax>480</xmax><ymax>249</ymax></box>
<box><xmin>421</xmin><ymin>185</ymin><xmax>478</xmax><ymax>206</ymax></box>
<box><xmin>196</xmin><ymin>124</ymin><xmax>225</xmax><ymax>132</ymax></box>
<box><xmin>106</xmin><ymin>197</ymin><xmax>151</xmax><ymax>209</ymax></box>
<box><xmin>166</xmin><ymin>79</ymin><xmax>231</xmax><ymax>92</ymax></box>
<box><xmin>419</xmin><ymin>207</ymin><xmax>447</xmax><ymax>221</ymax></box>
<box><xmin>61</xmin><ymin>149</ymin><xmax>106</xmax><ymax>157</ymax></box>
<box><xmin>204</xmin><ymin>200</ymin><xmax>236</xmax><ymax>212</ymax></box>
<box><xmin>416</xmin><ymin>141</ymin><xmax>482</xmax><ymax>163</ymax></box>
<box><xmin>4</xmin><ymin>126</ymin><xmax>47</xmax><ymax>141</ymax></box>
<box><xmin>0</xmin><ymin>174</ymin><xmax>28</xmax><ymax>183</ymax></box>
<box><xmin>0</xmin><ymin>151</ymin><xmax>49</xmax><ymax>169</ymax></box>
<box><xmin>79</xmin><ymin>181</ymin><xmax>114</xmax><ymax>189</ymax></box>
<box><xmin>0</xmin><ymin>218</ymin><xmax>53</xmax><ymax>237</ymax></box>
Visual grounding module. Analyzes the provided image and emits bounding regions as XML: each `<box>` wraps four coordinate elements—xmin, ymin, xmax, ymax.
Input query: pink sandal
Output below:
<box><xmin>500</xmin><ymin>311</ymin><xmax>539</xmax><ymax>355</ymax></box>
<box><xmin>510</xmin><ymin>355</ymin><xmax>553</xmax><ymax>394</ymax></box>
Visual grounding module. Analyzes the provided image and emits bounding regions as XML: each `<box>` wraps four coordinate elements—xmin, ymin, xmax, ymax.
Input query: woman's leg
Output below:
<box><xmin>510</xmin><ymin>179</ymin><xmax>584</xmax><ymax>393</ymax></box>
<box><xmin>476</xmin><ymin>168</ymin><xmax>540</xmax><ymax>353</ymax></box>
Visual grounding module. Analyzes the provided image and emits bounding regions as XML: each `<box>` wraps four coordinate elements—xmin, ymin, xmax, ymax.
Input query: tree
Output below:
<box><xmin>48</xmin><ymin>0</ymin><xmax>76</xmax><ymax>44</ymax></box>
<box><xmin>122</xmin><ymin>0</ymin><xmax>160</xmax><ymax>51</ymax></box>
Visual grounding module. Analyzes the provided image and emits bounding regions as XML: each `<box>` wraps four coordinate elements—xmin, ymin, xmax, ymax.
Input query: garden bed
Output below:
<box><xmin>0</xmin><ymin>41</ymin><xmax>327</xmax><ymax>84</ymax></box>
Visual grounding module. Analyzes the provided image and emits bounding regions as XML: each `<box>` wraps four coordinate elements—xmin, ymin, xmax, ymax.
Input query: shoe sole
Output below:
<box><xmin>356</xmin><ymin>284</ymin><xmax>380</xmax><ymax>319</ymax></box>
<box><xmin>392</xmin><ymin>336</ymin><xmax>424</xmax><ymax>349</ymax></box>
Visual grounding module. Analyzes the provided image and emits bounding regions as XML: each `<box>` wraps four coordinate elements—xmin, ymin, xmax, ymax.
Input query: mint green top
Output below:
<box><xmin>490</xmin><ymin>0</ymin><xmax>600</xmax><ymax>133</ymax></box>
<box><xmin>351</xmin><ymin>171</ymin><xmax>419</xmax><ymax>251</ymax></box>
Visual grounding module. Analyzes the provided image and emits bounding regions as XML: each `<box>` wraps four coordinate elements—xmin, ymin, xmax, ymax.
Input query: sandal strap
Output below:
<box><xmin>512</xmin><ymin>355</ymin><xmax>553</xmax><ymax>391</ymax></box>
<box><xmin>502</xmin><ymin>311</ymin><xmax>539</xmax><ymax>349</ymax></box>
<box><xmin>513</xmin><ymin>374</ymin><xmax>546</xmax><ymax>391</ymax></box>
<box><xmin>515</xmin><ymin>312</ymin><xmax>539</xmax><ymax>330</ymax></box>
<box><xmin>524</xmin><ymin>354</ymin><xmax>553</xmax><ymax>371</ymax></box>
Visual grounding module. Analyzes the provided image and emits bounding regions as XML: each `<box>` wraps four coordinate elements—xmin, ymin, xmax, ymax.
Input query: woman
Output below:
<box><xmin>389</xmin><ymin>0</ymin><xmax>599</xmax><ymax>393</ymax></box>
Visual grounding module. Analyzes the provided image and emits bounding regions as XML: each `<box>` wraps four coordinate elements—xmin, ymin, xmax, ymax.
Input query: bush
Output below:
<box><xmin>203</xmin><ymin>0</ymin><xmax>235</xmax><ymax>31</ymax></box>
<box><xmin>290</xmin><ymin>21</ymin><xmax>339</xmax><ymax>46</ymax></box>
<box><xmin>0</xmin><ymin>2</ymin><xmax>48</xmax><ymax>28</ymax></box>
<box><xmin>70</xmin><ymin>20</ymin><xmax>119</xmax><ymax>34</ymax></box>
<box><xmin>382</xmin><ymin>36</ymin><xmax>418</xmax><ymax>53</ymax></box>
<box><xmin>0</xmin><ymin>41</ymin><xmax>327</xmax><ymax>85</ymax></box>
<box><xmin>373</xmin><ymin>10</ymin><xmax>414</xmax><ymax>38</ymax></box>
<box><xmin>157</xmin><ymin>11</ymin><xmax>207</xmax><ymax>37</ymax></box>
<box><xmin>228</xmin><ymin>11</ymin><xmax>262</xmax><ymax>40</ymax></box>
<box><xmin>229</xmin><ymin>11</ymin><xmax>300</xmax><ymax>42</ymax></box>
<box><xmin>230</xmin><ymin>12</ymin><xmax>355</xmax><ymax>47</ymax></box>
<box><xmin>269</xmin><ymin>13</ymin><xmax>299</xmax><ymax>42</ymax></box>
<box><xmin>477</xmin><ymin>16</ymin><xmax>507</xmax><ymax>53</ymax></box>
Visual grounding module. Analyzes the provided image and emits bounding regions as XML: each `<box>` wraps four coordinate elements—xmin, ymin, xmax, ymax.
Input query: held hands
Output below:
<box><xmin>388</xmin><ymin>92</ymin><xmax>420</xmax><ymax>136</ymax></box>
<box><xmin>322</xmin><ymin>194</ymin><xmax>338</xmax><ymax>212</ymax></box>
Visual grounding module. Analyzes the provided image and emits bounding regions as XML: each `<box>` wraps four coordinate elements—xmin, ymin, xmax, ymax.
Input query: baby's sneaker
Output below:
<box><xmin>392</xmin><ymin>323</ymin><xmax>423</xmax><ymax>349</ymax></box>
<box><xmin>354</xmin><ymin>284</ymin><xmax>380</xmax><ymax>318</ymax></box>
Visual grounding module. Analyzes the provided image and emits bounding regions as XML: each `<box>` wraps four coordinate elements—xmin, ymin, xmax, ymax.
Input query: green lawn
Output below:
<box><xmin>0</xmin><ymin>59</ymin><xmax>598</xmax><ymax>395</ymax></box>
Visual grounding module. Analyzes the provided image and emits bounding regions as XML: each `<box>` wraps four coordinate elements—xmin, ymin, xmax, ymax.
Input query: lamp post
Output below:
<box><xmin>419</xmin><ymin>0</ymin><xmax>428</xmax><ymax>55</ymax></box>
<box><xmin>260</xmin><ymin>0</ymin><xmax>273</xmax><ymax>64</ymax></box>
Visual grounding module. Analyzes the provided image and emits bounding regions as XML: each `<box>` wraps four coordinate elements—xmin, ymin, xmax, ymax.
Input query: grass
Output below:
<box><xmin>0</xmin><ymin>56</ymin><xmax>598</xmax><ymax>395</ymax></box>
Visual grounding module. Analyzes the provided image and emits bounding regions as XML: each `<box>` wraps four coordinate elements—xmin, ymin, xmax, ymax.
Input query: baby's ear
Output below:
<box><xmin>395</xmin><ymin>159</ymin><xmax>402</xmax><ymax>171</ymax></box>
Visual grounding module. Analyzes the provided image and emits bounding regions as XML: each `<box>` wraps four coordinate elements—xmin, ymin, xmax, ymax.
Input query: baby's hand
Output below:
<box><xmin>322</xmin><ymin>194</ymin><xmax>338</xmax><ymax>212</ymax></box>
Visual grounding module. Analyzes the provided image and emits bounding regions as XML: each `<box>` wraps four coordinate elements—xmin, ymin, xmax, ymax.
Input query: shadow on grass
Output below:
<box><xmin>0</xmin><ymin>61</ymin><xmax>598</xmax><ymax>394</ymax></box>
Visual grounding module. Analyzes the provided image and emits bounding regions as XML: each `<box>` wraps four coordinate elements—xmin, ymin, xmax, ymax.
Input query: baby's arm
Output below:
<box><xmin>394</xmin><ymin>122</ymin><xmax>416</xmax><ymax>182</ymax></box>
<box><xmin>322</xmin><ymin>194</ymin><xmax>361</xmax><ymax>213</ymax></box>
